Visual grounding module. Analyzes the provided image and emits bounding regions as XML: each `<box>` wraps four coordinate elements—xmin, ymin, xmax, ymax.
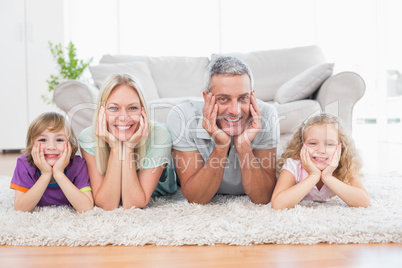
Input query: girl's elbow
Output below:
<box><xmin>271</xmin><ymin>198</ymin><xmax>294</xmax><ymax>210</ymax></box>
<box><xmin>355</xmin><ymin>200</ymin><xmax>371</xmax><ymax>208</ymax></box>
<box><xmin>271</xmin><ymin>200</ymin><xmax>285</xmax><ymax>210</ymax></box>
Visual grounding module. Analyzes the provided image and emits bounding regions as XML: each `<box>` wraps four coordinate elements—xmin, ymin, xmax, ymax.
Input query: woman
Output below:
<box><xmin>79</xmin><ymin>73</ymin><xmax>176</xmax><ymax>210</ymax></box>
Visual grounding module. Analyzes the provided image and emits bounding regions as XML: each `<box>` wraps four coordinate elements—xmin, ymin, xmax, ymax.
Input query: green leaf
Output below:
<box><xmin>45</xmin><ymin>41</ymin><xmax>92</xmax><ymax>105</ymax></box>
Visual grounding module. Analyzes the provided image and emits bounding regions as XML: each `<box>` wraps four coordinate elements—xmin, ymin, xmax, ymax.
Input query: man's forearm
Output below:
<box><xmin>237</xmin><ymin>147</ymin><xmax>276</xmax><ymax>204</ymax></box>
<box><xmin>181</xmin><ymin>147</ymin><xmax>229</xmax><ymax>204</ymax></box>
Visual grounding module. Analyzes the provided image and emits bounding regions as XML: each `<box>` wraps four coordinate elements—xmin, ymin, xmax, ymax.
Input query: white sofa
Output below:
<box><xmin>53</xmin><ymin>45</ymin><xmax>365</xmax><ymax>154</ymax></box>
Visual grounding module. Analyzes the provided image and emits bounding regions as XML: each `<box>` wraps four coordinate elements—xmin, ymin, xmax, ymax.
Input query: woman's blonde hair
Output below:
<box><xmin>25</xmin><ymin>112</ymin><xmax>78</xmax><ymax>167</ymax></box>
<box><xmin>277</xmin><ymin>113</ymin><xmax>362</xmax><ymax>183</ymax></box>
<box><xmin>94</xmin><ymin>73</ymin><xmax>152</xmax><ymax>175</ymax></box>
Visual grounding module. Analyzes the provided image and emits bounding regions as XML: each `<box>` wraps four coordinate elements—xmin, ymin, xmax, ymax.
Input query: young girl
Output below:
<box><xmin>10</xmin><ymin>112</ymin><xmax>94</xmax><ymax>212</ymax></box>
<box><xmin>78</xmin><ymin>73</ymin><xmax>177</xmax><ymax>211</ymax></box>
<box><xmin>271</xmin><ymin>113</ymin><xmax>370</xmax><ymax>210</ymax></box>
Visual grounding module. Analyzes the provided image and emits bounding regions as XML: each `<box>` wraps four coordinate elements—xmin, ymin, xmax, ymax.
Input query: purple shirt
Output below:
<box><xmin>10</xmin><ymin>154</ymin><xmax>91</xmax><ymax>207</ymax></box>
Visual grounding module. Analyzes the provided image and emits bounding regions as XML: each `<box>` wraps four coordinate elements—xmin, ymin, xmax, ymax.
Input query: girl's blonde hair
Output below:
<box><xmin>25</xmin><ymin>112</ymin><xmax>78</xmax><ymax>167</ymax></box>
<box><xmin>277</xmin><ymin>113</ymin><xmax>362</xmax><ymax>183</ymax></box>
<box><xmin>94</xmin><ymin>73</ymin><xmax>152</xmax><ymax>175</ymax></box>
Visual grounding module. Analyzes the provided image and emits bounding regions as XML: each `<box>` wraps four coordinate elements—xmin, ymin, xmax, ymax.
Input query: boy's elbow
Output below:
<box><xmin>77</xmin><ymin>203</ymin><xmax>95</xmax><ymax>213</ymax></box>
<box><xmin>14</xmin><ymin>203</ymin><xmax>34</xmax><ymax>213</ymax></box>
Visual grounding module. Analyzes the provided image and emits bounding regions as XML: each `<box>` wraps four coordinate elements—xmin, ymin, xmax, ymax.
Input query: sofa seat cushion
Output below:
<box><xmin>100</xmin><ymin>55</ymin><xmax>210</xmax><ymax>98</ymax></box>
<box><xmin>270</xmin><ymin>100</ymin><xmax>321</xmax><ymax>135</ymax></box>
<box><xmin>89</xmin><ymin>62</ymin><xmax>160</xmax><ymax>101</ymax></box>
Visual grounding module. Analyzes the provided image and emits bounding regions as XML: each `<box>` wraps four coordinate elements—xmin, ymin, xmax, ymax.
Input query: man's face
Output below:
<box><xmin>207</xmin><ymin>74</ymin><xmax>252</xmax><ymax>136</ymax></box>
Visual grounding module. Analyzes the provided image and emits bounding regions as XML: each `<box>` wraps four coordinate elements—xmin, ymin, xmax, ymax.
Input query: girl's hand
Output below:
<box><xmin>300</xmin><ymin>144</ymin><xmax>321</xmax><ymax>177</ymax></box>
<box><xmin>322</xmin><ymin>143</ymin><xmax>341</xmax><ymax>179</ymax></box>
<box><xmin>95</xmin><ymin>106</ymin><xmax>119</xmax><ymax>148</ymax></box>
<box><xmin>53</xmin><ymin>142</ymin><xmax>72</xmax><ymax>174</ymax></box>
<box><xmin>32</xmin><ymin>142</ymin><xmax>52</xmax><ymax>176</ymax></box>
<box><xmin>126</xmin><ymin>108</ymin><xmax>149</xmax><ymax>149</ymax></box>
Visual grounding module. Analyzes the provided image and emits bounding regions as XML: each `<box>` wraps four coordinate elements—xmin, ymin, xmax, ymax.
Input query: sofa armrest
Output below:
<box><xmin>315</xmin><ymin>71</ymin><xmax>365</xmax><ymax>130</ymax></box>
<box><xmin>53</xmin><ymin>80</ymin><xmax>98</xmax><ymax>137</ymax></box>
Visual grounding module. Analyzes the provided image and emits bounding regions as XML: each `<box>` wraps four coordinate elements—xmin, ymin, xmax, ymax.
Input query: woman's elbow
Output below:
<box><xmin>122</xmin><ymin>198</ymin><xmax>149</xmax><ymax>209</ymax></box>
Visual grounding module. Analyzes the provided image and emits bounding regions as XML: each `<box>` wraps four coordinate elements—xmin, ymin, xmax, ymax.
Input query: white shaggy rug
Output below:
<box><xmin>1</xmin><ymin>173</ymin><xmax>402</xmax><ymax>246</ymax></box>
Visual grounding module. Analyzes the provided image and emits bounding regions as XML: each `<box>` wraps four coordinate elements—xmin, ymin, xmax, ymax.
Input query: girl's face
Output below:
<box><xmin>35</xmin><ymin>128</ymin><xmax>68</xmax><ymax>167</ymax></box>
<box><xmin>105</xmin><ymin>85</ymin><xmax>142</xmax><ymax>141</ymax></box>
<box><xmin>304</xmin><ymin>123</ymin><xmax>339</xmax><ymax>170</ymax></box>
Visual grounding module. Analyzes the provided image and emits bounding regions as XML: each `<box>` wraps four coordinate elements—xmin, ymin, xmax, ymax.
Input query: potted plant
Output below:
<box><xmin>42</xmin><ymin>41</ymin><xmax>93</xmax><ymax>104</ymax></box>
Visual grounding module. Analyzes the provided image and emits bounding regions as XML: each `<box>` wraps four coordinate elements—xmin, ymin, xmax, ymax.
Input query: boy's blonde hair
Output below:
<box><xmin>25</xmin><ymin>112</ymin><xmax>78</xmax><ymax>167</ymax></box>
<box><xmin>94</xmin><ymin>73</ymin><xmax>152</xmax><ymax>175</ymax></box>
<box><xmin>277</xmin><ymin>113</ymin><xmax>362</xmax><ymax>183</ymax></box>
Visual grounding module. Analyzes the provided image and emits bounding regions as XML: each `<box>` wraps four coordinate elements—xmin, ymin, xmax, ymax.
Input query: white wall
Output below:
<box><xmin>1</xmin><ymin>0</ymin><xmax>402</xmax><ymax>150</ymax></box>
<box><xmin>0</xmin><ymin>0</ymin><xmax>64</xmax><ymax>150</ymax></box>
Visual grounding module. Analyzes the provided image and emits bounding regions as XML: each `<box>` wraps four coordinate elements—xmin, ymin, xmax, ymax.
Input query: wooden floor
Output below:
<box><xmin>1</xmin><ymin>152</ymin><xmax>402</xmax><ymax>268</ymax></box>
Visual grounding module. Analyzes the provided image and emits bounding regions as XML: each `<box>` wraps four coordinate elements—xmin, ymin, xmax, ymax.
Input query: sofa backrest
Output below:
<box><xmin>100</xmin><ymin>55</ymin><xmax>209</xmax><ymax>98</ymax></box>
<box><xmin>211</xmin><ymin>45</ymin><xmax>326</xmax><ymax>101</ymax></box>
<box><xmin>100</xmin><ymin>45</ymin><xmax>326</xmax><ymax>102</ymax></box>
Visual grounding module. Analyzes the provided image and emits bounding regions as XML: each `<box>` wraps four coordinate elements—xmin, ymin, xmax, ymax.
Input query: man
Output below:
<box><xmin>166</xmin><ymin>56</ymin><xmax>279</xmax><ymax>204</ymax></box>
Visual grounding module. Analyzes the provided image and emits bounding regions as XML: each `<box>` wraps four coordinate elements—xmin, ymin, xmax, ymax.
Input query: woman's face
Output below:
<box><xmin>105</xmin><ymin>85</ymin><xmax>142</xmax><ymax>142</ymax></box>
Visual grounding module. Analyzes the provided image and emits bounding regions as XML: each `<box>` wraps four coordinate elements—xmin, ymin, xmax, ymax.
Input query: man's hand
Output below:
<box><xmin>234</xmin><ymin>91</ymin><xmax>261</xmax><ymax>148</ymax></box>
<box><xmin>202</xmin><ymin>93</ymin><xmax>231</xmax><ymax>148</ymax></box>
<box><xmin>95</xmin><ymin>106</ymin><xmax>119</xmax><ymax>148</ymax></box>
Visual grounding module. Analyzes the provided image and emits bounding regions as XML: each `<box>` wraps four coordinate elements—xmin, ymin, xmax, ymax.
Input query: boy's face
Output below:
<box><xmin>35</xmin><ymin>128</ymin><xmax>68</xmax><ymax>166</ymax></box>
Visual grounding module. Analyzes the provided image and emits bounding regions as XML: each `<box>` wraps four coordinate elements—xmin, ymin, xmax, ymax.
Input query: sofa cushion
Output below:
<box><xmin>89</xmin><ymin>62</ymin><xmax>160</xmax><ymax>101</ymax></box>
<box><xmin>100</xmin><ymin>55</ymin><xmax>210</xmax><ymax>98</ymax></box>
<box><xmin>212</xmin><ymin>45</ymin><xmax>326</xmax><ymax>101</ymax></box>
<box><xmin>270</xmin><ymin>100</ymin><xmax>321</xmax><ymax>134</ymax></box>
<box><xmin>53</xmin><ymin>80</ymin><xmax>98</xmax><ymax>137</ymax></box>
<box><xmin>274</xmin><ymin>63</ymin><xmax>334</xmax><ymax>104</ymax></box>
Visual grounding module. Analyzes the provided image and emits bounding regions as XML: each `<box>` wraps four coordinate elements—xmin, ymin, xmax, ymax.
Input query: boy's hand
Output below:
<box><xmin>32</xmin><ymin>142</ymin><xmax>52</xmax><ymax>176</ymax></box>
<box><xmin>53</xmin><ymin>142</ymin><xmax>72</xmax><ymax>174</ymax></box>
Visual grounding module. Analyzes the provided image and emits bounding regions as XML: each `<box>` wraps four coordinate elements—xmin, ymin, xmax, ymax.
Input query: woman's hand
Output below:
<box><xmin>125</xmin><ymin>108</ymin><xmax>149</xmax><ymax>150</ymax></box>
<box><xmin>300</xmin><ymin>144</ymin><xmax>321</xmax><ymax>177</ymax></box>
<box><xmin>53</xmin><ymin>142</ymin><xmax>72</xmax><ymax>175</ymax></box>
<box><xmin>322</xmin><ymin>143</ymin><xmax>341</xmax><ymax>179</ymax></box>
<box><xmin>95</xmin><ymin>106</ymin><xmax>119</xmax><ymax>148</ymax></box>
<box><xmin>32</xmin><ymin>142</ymin><xmax>52</xmax><ymax>176</ymax></box>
